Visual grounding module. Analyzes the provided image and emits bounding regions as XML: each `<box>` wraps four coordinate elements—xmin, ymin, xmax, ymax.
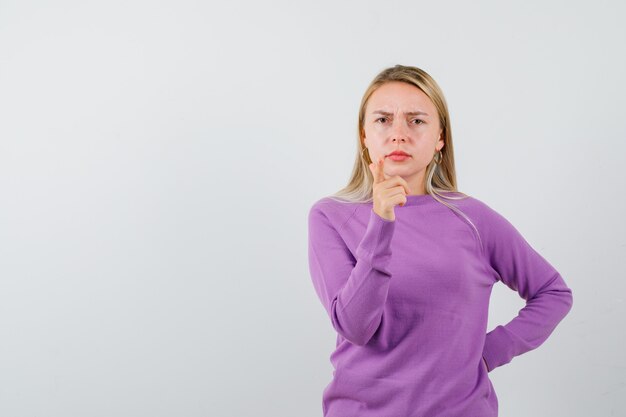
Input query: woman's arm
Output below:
<box><xmin>478</xmin><ymin>203</ymin><xmax>574</xmax><ymax>372</ymax></box>
<box><xmin>308</xmin><ymin>203</ymin><xmax>396</xmax><ymax>346</ymax></box>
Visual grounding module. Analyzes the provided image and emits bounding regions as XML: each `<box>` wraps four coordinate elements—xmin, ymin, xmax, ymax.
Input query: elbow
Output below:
<box><xmin>545</xmin><ymin>285</ymin><xmax>574</xmax><ymax>317</ymax></box>
<box><xmin>329</xmin><ymin>299</ymin><xmax>378</xmax><ymax>346</ymax></box>
<box><xmin>338</xmin><ymin>331</ymin><xmax>371</xmax><ymax>346</ymax></box>
<box><xmin>337</xmin><ymin>328</ymin><xmax>375</xmax><ymax>347</ymax></box>
<box><xmin>331</xmin><ymin>313</ymin><xmax>373</xmax><ymax>346</ymax></box>
<box><xmin>541</xmin><ymin>272</ymin><xmax>575</xmax><ymax>315</ymax></box>
<box><xmin>565</xmin><ymin>286</ymin><xmax>574</xmax><ymax>312</ymax></box>
<box><xmin>549</xmin><ymin>285</ymin><xmax>575</xmax><ymax>323</ymax></box>
<box><xmin>556</xmin><ymin>275</ymin><xmax>574</xmax><ymax>313</ymax></box>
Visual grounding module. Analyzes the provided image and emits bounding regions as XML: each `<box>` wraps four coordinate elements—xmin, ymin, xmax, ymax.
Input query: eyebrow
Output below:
<box><xmin>371</xmin><ymin>110</ymin><xmax>429</xmax><ymax>117</ymax></box>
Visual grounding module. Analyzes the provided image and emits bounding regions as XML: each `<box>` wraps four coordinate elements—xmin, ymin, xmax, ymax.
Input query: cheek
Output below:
<box><xmin>410</xmin><ymin>146</ymin><xmax>437</xmax><ymax>165</ymax></box>
<box><xmin>363</xmin><ymin>133</ymin><xmax>385</xmax><ymax>152</ymax></box>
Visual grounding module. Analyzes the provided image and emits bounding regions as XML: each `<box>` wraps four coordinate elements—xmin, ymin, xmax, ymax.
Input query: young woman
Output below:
<box><xmin>307</xmin><ymin>64</ymin><xmax>574</xmax><ymax>417</ymax></box>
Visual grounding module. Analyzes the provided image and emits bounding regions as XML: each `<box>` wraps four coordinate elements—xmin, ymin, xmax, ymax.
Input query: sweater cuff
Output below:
<box><xmin>482</xmin><ymin>325</ymin><xmax>515</xmax><ymax>372</ymax></box>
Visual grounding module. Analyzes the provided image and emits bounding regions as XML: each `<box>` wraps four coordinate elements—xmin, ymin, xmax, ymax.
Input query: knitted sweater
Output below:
<box><xmin>307</xmin><ymin>191</ymin><xmax>573</xmax><ymax>417</ymax></box>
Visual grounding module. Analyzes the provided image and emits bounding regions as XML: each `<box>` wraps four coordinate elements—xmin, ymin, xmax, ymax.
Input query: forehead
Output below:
<box><xmin>366</xmin><ymin>81</ymin><xmax>435</xmax><ymax>114</ymax></box>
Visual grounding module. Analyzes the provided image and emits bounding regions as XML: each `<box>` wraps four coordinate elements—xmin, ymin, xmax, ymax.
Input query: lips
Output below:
<box><xmin>387</xmin><ymin>151</ymin><xmax>410</xmax><ymax>157</ymax></box>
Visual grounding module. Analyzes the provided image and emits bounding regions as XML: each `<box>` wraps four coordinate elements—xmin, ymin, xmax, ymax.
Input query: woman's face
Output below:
<box><xmin>362</xmin><ymin>81</ymin><xmax>444</xmax><ymax>194</ymax></box>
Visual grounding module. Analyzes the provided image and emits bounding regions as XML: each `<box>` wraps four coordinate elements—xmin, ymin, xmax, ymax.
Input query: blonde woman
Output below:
<box><xmin>307</xmin><ymin>64</ymin><xmax>573</xmax><ymax>417</ymax></box>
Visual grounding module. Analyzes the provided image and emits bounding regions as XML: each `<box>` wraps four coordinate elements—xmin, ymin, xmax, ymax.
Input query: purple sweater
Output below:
<box><xmin>307</xmin><ymin>192</ymin><xmax>573</xmax><ymax>417</ymax></box>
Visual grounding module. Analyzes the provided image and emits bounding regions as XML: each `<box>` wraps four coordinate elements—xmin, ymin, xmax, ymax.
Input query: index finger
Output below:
<box><xmin>369</xmin><ymin>159</ymin><xmax>380</xmax><ymax>184</ymax></box>
<box><xmin>376</xmin><ymin>156</ymin><xmax>386</xmax><ymax>183</ymax></box>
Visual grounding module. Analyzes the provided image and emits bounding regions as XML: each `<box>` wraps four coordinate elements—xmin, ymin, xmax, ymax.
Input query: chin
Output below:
<box><xmin>390</xmin><ymin>165</ymin><xmax>421</xmax><ymax>175</ymax></box>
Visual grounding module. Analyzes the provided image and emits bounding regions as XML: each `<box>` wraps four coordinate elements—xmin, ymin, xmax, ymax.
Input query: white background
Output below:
<box><xmin>0</xmin><ymin>1</ymin><xmax>624</xmax><ymax>416</ymax></box>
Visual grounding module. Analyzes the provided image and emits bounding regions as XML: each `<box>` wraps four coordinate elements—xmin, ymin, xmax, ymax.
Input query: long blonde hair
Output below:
<box><xmin>329</xmin><ymin>64</ymin><xmax>482</xmax><ymax>247</ymax></box>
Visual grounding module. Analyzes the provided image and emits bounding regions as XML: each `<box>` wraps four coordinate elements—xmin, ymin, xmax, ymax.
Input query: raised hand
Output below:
<box><xmin>368</xmin><ymin>156</ymin><xmax>411</xmax><ymax>221</ymax></box>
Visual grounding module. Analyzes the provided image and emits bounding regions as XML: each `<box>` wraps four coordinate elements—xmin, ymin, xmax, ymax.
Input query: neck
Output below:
<box><xmin>405</xmin><ymin>170</ymin><xmax>427</xmax><ymax>195</ymax></box>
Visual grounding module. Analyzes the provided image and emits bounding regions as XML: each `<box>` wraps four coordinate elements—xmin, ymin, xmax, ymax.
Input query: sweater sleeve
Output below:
<box><xmin>308</xmin><ymin>204</ymin><xmax>395</xmax><ymax>346</ymax></box>
<box><xmin>479</xmin><ymin>204</ymin><xmax>574</xmax><ymax>372</ymax></box>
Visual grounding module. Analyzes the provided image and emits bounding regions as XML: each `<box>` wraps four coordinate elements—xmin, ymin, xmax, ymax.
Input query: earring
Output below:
<box><xmin>362</xmin><ymin>147</ymin><xmax>372</xmax><ymax>164</ymax></box>
<box><xmin>433</xmin><ymin>150</ymin><xmax>443</xmax><ymax>164</ymax></box>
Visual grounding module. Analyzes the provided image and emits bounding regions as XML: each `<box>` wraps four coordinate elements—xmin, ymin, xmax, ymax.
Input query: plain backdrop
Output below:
<box><xmin>1</xmin><ymin>1</ymin><xmax>624</xmax><ymax>416</ymax></box>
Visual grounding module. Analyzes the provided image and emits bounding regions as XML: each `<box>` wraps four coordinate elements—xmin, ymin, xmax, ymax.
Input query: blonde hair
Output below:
<box><xmin>329</xmin><ymin>64</ymin><xmax>482</xmax><ymax>247</ymax></box>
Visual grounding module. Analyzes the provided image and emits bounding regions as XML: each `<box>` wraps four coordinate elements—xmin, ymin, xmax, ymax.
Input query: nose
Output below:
<box><xmin>390</xmin><ymin>119</ymin><xmax>409</xmax><ymax>143</ymax></box>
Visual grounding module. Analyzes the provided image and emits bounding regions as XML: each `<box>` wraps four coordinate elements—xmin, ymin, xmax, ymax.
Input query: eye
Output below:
<box><xmin>412</xmin><ymin>119</ymin><xmax>424</xmax><ymax>124</ymax></box>
<box><xmin>375</xmin><ymin>117</ymin><xmax>388</xmax><ymax>123</ymax></box>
